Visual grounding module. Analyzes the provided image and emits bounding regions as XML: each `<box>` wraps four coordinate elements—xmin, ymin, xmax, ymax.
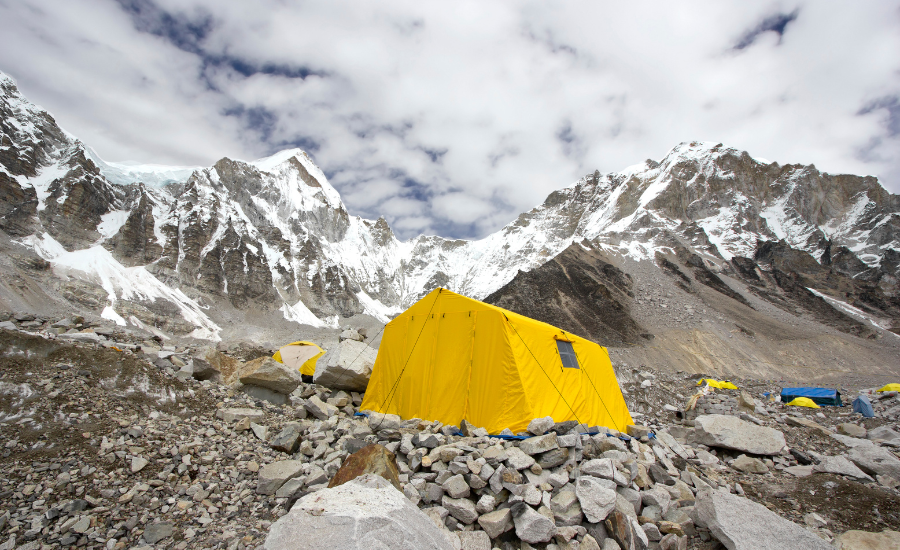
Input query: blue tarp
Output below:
<box><xmin>780</xmin><ymin>387</ymin><xmax>842</xmax><ymax>406</ymax></box>
<box><xmin>852</xmin><ymin>395</ymin><xmax>875</xmax><ymax>418</ymax></box>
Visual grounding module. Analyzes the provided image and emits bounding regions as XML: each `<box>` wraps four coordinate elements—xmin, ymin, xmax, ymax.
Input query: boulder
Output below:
<box><xmin>520</xmin><ymin>433</ymin><xmax>559</xmax><ymax>455</ymax></box>
<box><xmin>867</xmin><ymin>426</ymin><xmax>900</xmax><ymax>443</ymax></box>
<box><xmin>849</xmin><ymin>445</ymin><xmax>900</xmax><ymax>480</ymax></box>
<box><xmin>477</xmin><ymin>508</ymin><xmax>513</xmax><ymax>539</ymax></box>
<box><xmin>257</xmin><ymin>460</ymin><xmax>305</xmax><ymax>495</ymax></box>
<box><xmin>192</xmin><ymin>347</ymin><xmax>241</xmax><ymax>382</ymax></box>
<box><xmin>576</xmin><ymin>476</ymin><xmax>617</xmax><ymax>523</ymax></box>
<box><xmin>238</xmin><ymin>357</ymin><xmax>302</xmax><ymax>395</ymax></box>
<box><xmin>511</xmin><ymin>502</ymin><xmax>557</xmax><ymax>544</ymax></box>
<box><xmin>550</xmin><ymin>489</ymin><xmax>584</xmax><ymax>526</ymax></box>
<box><xmin>305</xmin><ymin>395</ymin><xmax>339</xmax><ymax>420</ymax></box>
<box><xmin>693</xmin><ymin>489</ymin><xmax>832</xmax><ymax>550</ymax></box>
<box><xmin>528</xmin><ymin>416</ymin><xmax>555</xmax><ymax>436</ymax></box>
<box><xmin>270</xmin><ymin>423</ymin><xmax>304</xmax><ymax>454</ymax></box>
<box><xmin>813</xmin><ymin>455</ymin><xmax>873</xmax><ymax>480</ymax></box>
<box><xmin>835</xmin><ymin>530</ymin><xmax>900</xmax><ymax>550</ymax></box>
<box><xmin>314</xmin><ymin>340</ymin><xmax>377</xmax><ymax>392</ymax></box>
<box><xmin>731</xmin><ymin>455</ymin><xmax>768</xmax><ymax>474</ymax></box>
<box><xmin>264</xmin><ymin>474</ymin><xmax>459</xmax><ymax>550</ymax></box>
<box><xmin>838</xmin><ymin>423</ymin><xmax>867</xmax><ymax>438</ymax></box>
<box><xmin>605</xmin><ymin>510</ymin><xmax>648</xmax><ymax>550</ymax></box>
<box><xmin>239</xmin><ymin>383</ymin><xmax>290</xmax><ymax>405</ymax></box>
<box><xmin>692</xmin><ymin>415</ymin><xmax>786</xmax><ymax>455</ymax></box>
<box><xmin>329</xmin><ymin>444</ymin><xmax>401</xmax><ymax>490</ymax></box>
<box><xmin>339</xmin><ymin>329</ymin><xmax>365</xmax><ymax>342</ymax></box>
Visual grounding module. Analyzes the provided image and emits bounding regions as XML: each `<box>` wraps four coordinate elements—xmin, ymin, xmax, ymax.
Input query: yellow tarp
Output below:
<box><xmin>697</xmin><ymin>379</ymin><xmax>739</xmax><ymax>390</ymax></box>
<box><xmin>273</xmin><ymin>341</ymin><xmax>325</xmax><ymax>376</ymax></box>
<box><xmin>877</xmin><ymin>384</ymin><xmax>900</xmax><ymax>392</ymax></box>
<box><xmin>359</xmin><ymin>288</ymin><xmax>633</xmax><ymax>434</ymax></box>
<box><xmin>786</xmin><ymin>397</ymin><xmax>820</xmax><ymax>408</ymax></box>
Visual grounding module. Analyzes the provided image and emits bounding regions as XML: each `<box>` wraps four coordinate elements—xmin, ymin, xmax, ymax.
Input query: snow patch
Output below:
<box><xmin>280</xmin><ymin>299</ymin><xmax>332</xmax><ymax>328</ymax></box>
<box><xmin>97</xmin><ymin>210</ymin><xmax>129</xmax><ymax>240</ymax></box>
<box><xmin>101</xmin><ymin>306</ymin><xmax>127</xmax><ymax>326</ymax></box>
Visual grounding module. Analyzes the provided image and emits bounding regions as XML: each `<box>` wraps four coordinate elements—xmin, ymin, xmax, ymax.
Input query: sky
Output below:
<box><xmin>1</xmin><ymin>1</ymin><xmax>899</xmax><ymax>240</ymax></box>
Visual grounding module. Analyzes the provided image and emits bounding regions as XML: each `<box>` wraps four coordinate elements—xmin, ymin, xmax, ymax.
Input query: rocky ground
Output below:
<box><xmin>1</xmin><ymin>317</ymin><xmax>900</xmax><ymax>549</ymax></box>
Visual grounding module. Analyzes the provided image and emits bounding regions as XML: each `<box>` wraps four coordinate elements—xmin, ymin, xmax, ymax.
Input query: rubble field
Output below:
<box><xmin>0</xmin><ymin>326</ymin><xmax>899</xmax><ymax>550</ymax></box>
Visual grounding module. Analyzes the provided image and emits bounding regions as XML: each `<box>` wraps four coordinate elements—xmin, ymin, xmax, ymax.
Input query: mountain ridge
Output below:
<box><xmin>1</xmin><ymin>70</ymin><xmax>898</xmax><ymax>344</ymax></box>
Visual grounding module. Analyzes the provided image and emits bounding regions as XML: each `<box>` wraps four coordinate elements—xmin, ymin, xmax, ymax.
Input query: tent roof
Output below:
<box><xmin>399</xmin><ymin>288</ymin><xmax>587</xmax><ymax>343</ymax></box>
<box><xmin>780</xmin><ymin>387</ymin><xmax>839</xmax><ymax>398</ymax></box>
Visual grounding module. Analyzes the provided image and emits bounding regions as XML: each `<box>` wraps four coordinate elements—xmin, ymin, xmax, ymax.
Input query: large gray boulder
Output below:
<box><xmin>693</xmin><ymin>489</ymin><xmax>832</xmax><ymax>550</ymax></box>
<box><xmin>314</xmin><ymin>340</ymin><xmax>377</xmax><ymax>392</ymax></box>
<box><xmin>848</xmin><ymin>445</ymin><xmax>900</xmax><ymax>479</ymax></box>
<box><xmin>239</xmin><ymin>357</ymin><xmax>302</xmax><ymax>395</ymax></box>
<box><xmin>691</xmin><ymin>415</ymin><xmax>786</xmax><ymax>455</ymax></box>
<box><xmin>264</xmin><ymin>474</ymin><xmax>458</xmax><ymax>550</ymax></box>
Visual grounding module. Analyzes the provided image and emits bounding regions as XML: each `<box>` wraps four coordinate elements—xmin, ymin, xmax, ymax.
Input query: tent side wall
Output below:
<box><xmin>503</xmin><ymin>313</ymin><xmax>633</xmax><ymax>433</ymax></box>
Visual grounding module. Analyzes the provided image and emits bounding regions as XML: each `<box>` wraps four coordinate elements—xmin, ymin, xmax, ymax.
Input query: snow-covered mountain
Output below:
<box><xmin>1</xmin><ymin>71</ymin><xmax>898</xmax><ymax>341</ymax></box>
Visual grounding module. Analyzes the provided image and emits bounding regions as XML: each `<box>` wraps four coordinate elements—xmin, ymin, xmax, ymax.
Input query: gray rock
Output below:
<box><xmin>0</xmin><ymin>321</ymin><xmax>17</xmax><ymax>330</ymax></box>
<box><xmin>442</xmin><ymin>474</ymin><xmax>470</xmax><ymax>499</ymax></box>
<box><xmin>239</xmin><ymin>357</ymin><xmax>302</xmax><ymax>394</ymax></box>
<box><xmin>693</xmin><ymin>489</ymin><xmax>832</xmax><ymax>550</ymax></box>
<box><xmin>849</xmin><ymin>445</ymin><xmax>900</xmax><ymax>479</ymax></box>
<box><xmin>528</xmin><ymin>416</ymin><xmax>555</xmax><ymax>436</ymax></box>
<box><xmin>576</xmin><ymin>476</ymin><xmax>617</xmax><ymax>523</ymax></box>
<box><xmin>305</xmin><ymin>395</ymin><xmax>339</xmax><ymax>420</ymax></box>
<box><xmin>538</xmin><ymin>447</ymin><xmax>569</xmax><ymax>469</ymax></box>
<box><xmin>511</xmin><ymin>502</ymin><xmax>557</xmax><ymax>544</ymax></box>
<box><xmin>550</xmin><ymin>489</ymin><xmax>583</xmax><ymax>526</ymax></box>
<box><xmin>692</xmin><ymin>415</ymin><xmax>786</xmax><ymax>455</ymax></box>
<box><xmin>442</xmin><ymin>495</ymin><xmax>479</xmax><ymax>524</ymax></box>
<box><xmin>275</xmin><ymin>478</ymin><xmax>306</xmax><ymax>499</ymax></box>
<box><xmin>257</xmin><ymin>460</ymin><xmax>305</xmax><ymax>495</ymax></box>
<box><xmin>239</xmin><ymin>383</ymin><xmax>291</xmax><ymax>405</ymax></box>
<box><xmin>813</xmin><ymin>455</ymin><xmax>873</xmax><ymax>480</ymax></box>
<box><xmin>641</xmin><ymin>487</ymin><xmax>671</xmax><ymax>516</ymax></box>
<box><xmin>520</xmin><ymin>432</ymin><xmax>559</xmax><ymax>455</ymax></box>
<box><xmin>58</xmin><ymin>332</ymin><xmax>101</xmax><ymax>342</ymax></box>
<box><xmin>582</xmin><ymin>458</ymin><xmax>616</xmax><ymax>480</ymax></box>
<box><xmin>478</xmin><ymin>508</ymin><xmax>513</xmax><ymax>539</ymax></box>
<box><xmin>837</xmin><ymin>423</ymin><xmax>867</xmax><ymax>438</ymax></box>
<box><xmin>216</xmin><ymin>407</ymin><xmax>265</xmax><ymax>423</ymax></box>
<box><xmin>270</xmin><ymin>423</ymin><xmax>303</xmax><ymax>454</ymax></box>
<box><xmin>731</xmin><ymin>455</ymin><xmax>768</xmax><ymax>474</ymax></box>
<box><xmin>143</xmin><ymin>522</ymin><xmax>174</xmax><ymax>544</ymax></box>
<box><xmin>131</xmin><ymin>456</ymin><xmax>149</xmax><ymax>473</ymax></box>
<box><xmin>505</xmin><ymin>447</ymin><xmax>537</xmax><ymax>470</ymax></box>
<box><xmin>251</xmin><ymin>422</ymin><xmax>269</xmax><ymax>441</ymax></box>
<box><xmin>456</xmin><ymin>530</ymin><xmax>491</xmax><ymax>550</ymax></box>
<box><xmin>339</xmin><ymin>329</ymin><xmax>365</xmax><ymax>342</ymax></box>
<box><xmin>314</xmin><ymin>340</ymin><xmax>376</xmax><ymax>392</ymax></box>
<box><xmin>867</xmin><ymin>425</ymin><xmax>900</xmax><ymax>443</ymax></box>
<box><xmin>264</xmin><ymin>474</ymin><xmax>458</xmax><ymax>550</ymax></box>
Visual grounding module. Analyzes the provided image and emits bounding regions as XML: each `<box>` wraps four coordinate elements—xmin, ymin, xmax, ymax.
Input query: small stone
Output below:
<box><xmin>837</xmin><ymin>423</ymin><xmax>866</xmax><ymax>438</ymax></box>
<box><xmin>442</xmin><ymin>474</ymin><xmax>471</xmax><ymax>499</ymax></box>
<box><xmin>216</xmin><ymin>408</ymin><xmax>264</xmax><ymax>423</ymax></box>
<box><xmin>731</xmin><ymin>455</ymin><xmax>768</xmax><ymax>474</ymax></box>
<box><xmin>143</xmin><ymin>522</ymin><xmax>174</xmax><ymax>544</ymax></box>
<box><xmin>478</xmin><ymin>508</ymin><xmax>513</xmax><ymax>539</ymax></box>
<box><xmin>443</xmin><ymin>496</ymin><xmax>478</xmax><ymax>524</ymax></box>
<box><xmin>456</xmin><ymin>530</ymin><xmax>491</xmax><ymax>550</ymax></box>
<box><xmin>131</xmin><ymin>457</ymin><xmax>149</xmax><ymax>473</ymax></box>
<box><xmin>626</xmin><ymin>425</ymin><xmax>651</xmax><ymax>438</ymax></box>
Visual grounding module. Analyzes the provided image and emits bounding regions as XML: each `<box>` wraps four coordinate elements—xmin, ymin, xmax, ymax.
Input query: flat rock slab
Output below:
<box><xmin>693</xmin><ymin>489</ymin><xmax>832</xmax><ymax>550</ymax></box>
<box><xmin>216</xmin><ymin>408</ymin><xmax>265</xmax><ymax>423</ymax></box>
<box><xmin>849</xmin><ymin>445</ymin><xmax>900</xmax><ymax>480</ymax></box>
<box><xmin>264</xmin><ymin>474</ymin><xmax>458</xmax><ymax>550</ymax></box>
<box><xmin>257</xmin><ymin>460</ymin><xmax>305</xmax><ymax>495</ymax></box>
<box><xmin>813</xmin><ymin>455</ymin><xmax>872</xmax><ymax>480</ymax></box>
<box><xmin>692</xmin><ymin>414</ymin><xmax>786</xmax><ymax>455</ymax></box>
<box><xmin>328</xmin><ymin>444</ymin><xmax>401</xmax><ymax>490</ymax></box>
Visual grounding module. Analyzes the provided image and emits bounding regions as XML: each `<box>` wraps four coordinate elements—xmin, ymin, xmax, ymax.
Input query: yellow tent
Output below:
<box><xmin>359</xmin><ymin>288</ymin><xmax>633</xmax><ymax>435</ymax></box>
<box><xmin>273</xmin><ymin>341</ymin><xmax>325</xmax><ymax>377</ymax></box>
<box><xmin>786</xmin><ymin>397</ymin><xmax>820</xmax><ymax>408</ymax></box>
<box><xmin>697</xmin><ymin>379</ymin><xmax>739</xmax><ymax>390</ymax></box>
<box><xmin>877</xmin><ymin>384</ymin><xmax>900</xmax><ymax>392</ymax></box>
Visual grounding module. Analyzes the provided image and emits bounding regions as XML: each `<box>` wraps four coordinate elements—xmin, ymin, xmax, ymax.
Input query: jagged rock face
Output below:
<box><xmin>1</xmin><ymin>70</ymin><xmax>898</xmax><ymax>339</ymax></box>
<box><xmin>484</xmin><ymin>243</ymin><xmax>649</xmax><ymax>345</ymax></box>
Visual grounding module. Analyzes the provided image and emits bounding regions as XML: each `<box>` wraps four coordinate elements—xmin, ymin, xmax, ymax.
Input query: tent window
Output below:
<box><xmin>557</xmin><ymin>340</ymin><xmax>579</xmax><ymax>369</ymax></box>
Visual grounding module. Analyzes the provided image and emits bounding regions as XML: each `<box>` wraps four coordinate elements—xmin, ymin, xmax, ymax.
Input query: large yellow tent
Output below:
<box><xmin>360</xmin><ymin>288</ymin><xmax>633</xmax><ymax>435</ymax></box>
<box><xmin>273</xmin><ymin>341</ymin><xmax>325</xmax><ymax>377</ymax></box>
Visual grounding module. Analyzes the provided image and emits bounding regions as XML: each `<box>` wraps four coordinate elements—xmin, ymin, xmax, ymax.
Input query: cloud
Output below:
<box><xmin>1</xmin><ymin>0</ymin><xmax>899</xmax><ymax>240</ymax></box>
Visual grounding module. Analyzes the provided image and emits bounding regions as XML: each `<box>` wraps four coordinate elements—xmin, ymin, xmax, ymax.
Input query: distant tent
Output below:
<box><xmin>877</xmin><ymin>384</ymin><xmax>900</xmax><ymax>393</ymax></box>
<box><xmin>359</xmin><ymin>288</ymin><xmax>633</xmax><ymax>435</ymax></box>
<box><xmin>780</xmin><ymin>387</ymin><xmax>842</xmax><ymax>407</ymax></box>
<box><xmin>852</xmin><ymin>395</ymin><xmax>875</xmax><ymax>418</ymax></box>
<box><xmin>697</xmin><ymin>379</ymin><xmax>738</xmax><ymax>390</ymax></box>
<box><xmin>273</xmin><ymin>341</ymin><xmax>325</xmax><ymax>379</ymax></box>
<box><xmin>786</xmin><ymin>397</ymin><xmax>820</xmax><ymax>408</ymax></box>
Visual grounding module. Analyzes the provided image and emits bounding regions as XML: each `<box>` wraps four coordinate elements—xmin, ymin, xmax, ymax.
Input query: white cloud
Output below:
<box><xmin>1</xmin><ymin>0</ymin><xmax>898</xmax><ymax>240</ymax></box>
